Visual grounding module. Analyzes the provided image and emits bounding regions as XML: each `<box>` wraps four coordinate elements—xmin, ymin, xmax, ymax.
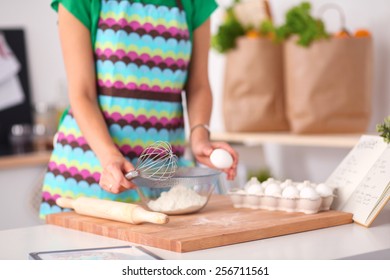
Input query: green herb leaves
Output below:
<box><xmin>377</xmin><ymin>116</ymin><xmax>390</xmax><ymax>144</ymax></box>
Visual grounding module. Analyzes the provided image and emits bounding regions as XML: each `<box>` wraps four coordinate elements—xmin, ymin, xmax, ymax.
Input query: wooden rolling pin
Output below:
<box><xmin>56</xmin><ymin>197</ymin><xmax>169</xmax><ymax>225</ymax></box>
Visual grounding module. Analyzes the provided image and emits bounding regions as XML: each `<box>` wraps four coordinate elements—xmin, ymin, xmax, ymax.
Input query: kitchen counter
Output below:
<box><xmin>0</xmin><ymin>150</ymin><xmax>51</xmax><ymax>169</ymax></box>
<box><xmin>1</xmin><ymin>205</ymin><xmax>389</xmax><ymax>260</ymax></box>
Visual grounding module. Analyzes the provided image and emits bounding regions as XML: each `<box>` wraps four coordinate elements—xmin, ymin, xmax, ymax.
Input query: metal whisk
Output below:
<box><xmin>125</xmin><ymin>141</ymin><xmax>178</xmax><ymax>181</ymax></box>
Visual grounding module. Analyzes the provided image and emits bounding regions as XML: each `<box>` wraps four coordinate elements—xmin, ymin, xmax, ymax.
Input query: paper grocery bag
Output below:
<box><xmin>223</xmin><ymin>37</ymin><xmax>289</xmax><ymax>132</ymax></box>
<box><xmin>233</xmin><ymin>0</ymin><xmax>272</xmax><ymax>28</ymax></box>
<box><xmin>284</xmin><ymin>37</ymin><xmax>373</xmax><ymax>134</ymax></box>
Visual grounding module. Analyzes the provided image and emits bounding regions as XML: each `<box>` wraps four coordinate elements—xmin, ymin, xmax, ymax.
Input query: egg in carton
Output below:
<box><xmin>279</xmin><ymin>184</ymin><xmax>300</xmax><ymax>212</ymax></box>
<box><xmin>228</xmin><ymin>177</ymin><xmax>335</xmax><ymax>214</ymax></box>
<box><xmin>262</xmin><ymin>182</ymin><xmax>282</xmax><ymax>210</ymax></box>
<box><xmin>297</xmin><ymin>186</ymin><xmax>322</xmax><ymax>214</ymax></box>
<box><xmin>315</xmin><ymin>183</ymin><xmax>335</xmax><ymax>211</ymax></box>
<box><xmin>243</xmin><ymin>177</ymin><xmax>263</xmax><ymax>209</ymax></box>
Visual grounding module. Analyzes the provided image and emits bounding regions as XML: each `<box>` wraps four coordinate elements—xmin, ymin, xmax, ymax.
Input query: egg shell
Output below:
<box><xmin>282</xmin><ymin>186</ymin><xmax>300</xmax><ymax>199</ymax></box>
<box><xmin>315</xmin><ymin>183</ymin><xmax>333</xmax><ymax>197</ymax></box>
<box><xmin>280</xmin><ymin>179</ymin><xmax>294</xmax><ymax>189</ymax></box>
<box><xmin>300</xmin><ymin>187</ymin><xmax>320</xmax><ymax>200</ymax></box>
<box><xmin>244</xmin><ymin>177</ymin><xmax>261</xmax><ymax>188</ymax></box>
<box><xmin>264</xmin><ymin>183</ymin><xmax>282</xmax><ymax>197</ymax></box>
<box><xmin>247</xmin><ymin>185</ymin><xmax>263</xmax><ymax>195</ymax></box>
<box><xmin>265</xmin><ymin>178</ymin><xmax>276</xmax><ymax>183</ymax></box>
<box><xmin>296</xmin><ymin>180</ymin><xmax>311</xmax><ymax>191</ymax></box>
<box><xmin>262</xmin><ymin>178</ymin><xmax>275</xmax><ymax>187</ymax></box>
<box><xmin>210</xmin><ymin>148</ymin><xmax>233</xmax><ymax>169</ymax></box>
<box><xmin>244</xmin><ymin>177</ymin><xmax>263</xmax><ymax>194</ymax></box>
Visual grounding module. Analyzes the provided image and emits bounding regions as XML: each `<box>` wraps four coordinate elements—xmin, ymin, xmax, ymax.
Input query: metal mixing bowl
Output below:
<box><xmin>134</xmin><ymin>167</ymin><xmax>223</xmax><ymax>215</ymax></box>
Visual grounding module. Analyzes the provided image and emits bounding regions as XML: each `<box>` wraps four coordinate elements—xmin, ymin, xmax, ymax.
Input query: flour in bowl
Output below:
<box><xmin>147</xmin><ymin>185</ymin><xmax>207</xmax><ymax>214</ymax></box>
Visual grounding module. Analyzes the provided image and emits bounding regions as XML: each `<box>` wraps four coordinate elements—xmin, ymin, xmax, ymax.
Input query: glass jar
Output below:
<box><xmin>8</xmin><ymin>124</ymin><xmax>33</xmax><ymax>154</ymax></box>
<box><xmin>33</xmin><ymin>103</ymin><xmax>57</xmax><ymax>137</ymax></box>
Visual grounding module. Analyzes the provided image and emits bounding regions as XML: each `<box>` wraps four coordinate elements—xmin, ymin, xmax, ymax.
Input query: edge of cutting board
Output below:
<box><xmin>46</xmin><ymin>196</ymin><xmax>353</xmax><ymax>253</ymax></box>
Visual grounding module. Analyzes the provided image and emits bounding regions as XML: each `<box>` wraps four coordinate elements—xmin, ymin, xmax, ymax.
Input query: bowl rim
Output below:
<box><xmin>133</xmin><ymin>166</ymin><xmax>222</xmax><ymax>189</ymax></box>
<box><xmin>171</xmin><ymin>166</ymin><xmax>222</xmax><ymax>178</ymax></box>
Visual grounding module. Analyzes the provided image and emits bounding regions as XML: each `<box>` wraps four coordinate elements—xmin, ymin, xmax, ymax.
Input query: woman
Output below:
<box><xmin>40</xmin><ymin>0</ymin><xmax>238</xmax><ymax>218</ymax></box>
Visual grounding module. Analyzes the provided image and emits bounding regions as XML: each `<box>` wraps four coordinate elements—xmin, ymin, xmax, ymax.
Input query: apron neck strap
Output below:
<box><xmin>175</xmin><ymin>0</ymin><xmax>183</xmax><ymax>11</ymax></box>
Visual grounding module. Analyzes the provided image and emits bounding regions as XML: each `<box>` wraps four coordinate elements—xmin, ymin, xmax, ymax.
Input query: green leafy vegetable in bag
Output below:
<box><xmin>377</xmin><ymin>116</ymin><xmax>390</xmax><ymax>143</ymax></box>
<box><xmin>259</xmin><ymin>19</ymin><xmax>278</xmax><ymax>40</ymax></box>
<box><xmin>276</xmin><ymin>2</ymin><xmax>329</xmax><ymax>46</ymax></box>
<box><xmin>211</xmin><ymin>7</ymin><xmax>246</xmax><ymax>53</ymax></box>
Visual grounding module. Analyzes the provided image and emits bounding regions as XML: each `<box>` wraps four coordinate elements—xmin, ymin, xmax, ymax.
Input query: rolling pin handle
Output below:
<box><xmin>56</xmin><ymin>197</ymin><xmax>75</xmax><ymax>209</ymax></box>
<box><xmin>132</xmin><ymin>207</ymin><xmax>169</xmax><ymax>225</ymax></box>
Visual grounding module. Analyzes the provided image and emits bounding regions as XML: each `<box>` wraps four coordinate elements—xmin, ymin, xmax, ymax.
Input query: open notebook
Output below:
<box><xmin>326</xmin><ymin>135</ymin><xmax>390</xmax><ymax>227</ymax></box>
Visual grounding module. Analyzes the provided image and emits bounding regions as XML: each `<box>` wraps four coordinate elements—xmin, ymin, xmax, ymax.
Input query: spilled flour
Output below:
<box><xmin>148</xmin><ymin>185</ymin><xmax>207</xmax><ymax>214</ymax></box>
<box><xmin>192</xmin><ymin>214</ymin><xmax>240</xmax><ymax>227</ymax></box>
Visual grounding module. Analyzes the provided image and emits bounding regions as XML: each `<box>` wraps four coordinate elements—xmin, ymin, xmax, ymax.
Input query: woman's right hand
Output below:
<box><xmin>99</xmin><ymin>154</ymin><xmax>137</xmax><ymax>194</ymax></box>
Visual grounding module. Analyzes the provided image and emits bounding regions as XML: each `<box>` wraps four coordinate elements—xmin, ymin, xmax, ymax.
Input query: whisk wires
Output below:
<box><xmin>135</xmin><ymin>141</ymin><xmax>178</xmax><ymax>181</ymax></box>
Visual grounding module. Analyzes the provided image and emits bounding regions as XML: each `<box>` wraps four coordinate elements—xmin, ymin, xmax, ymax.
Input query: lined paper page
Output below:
<box><xmin>343</xmin><ymin>147</ymin><xmax>390</xmax><ymax>226</ymax></box>
<box><xmin>326</xmin><ymin>135</ymin><xmax>388</xmax><ymax>210</ymax></box>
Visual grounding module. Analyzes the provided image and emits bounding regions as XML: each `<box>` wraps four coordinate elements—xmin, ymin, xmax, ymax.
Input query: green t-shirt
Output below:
<box><xmin>51</xmin><ymin>0</ymin><xmax>218</xmax><ymax>45</ymax></box>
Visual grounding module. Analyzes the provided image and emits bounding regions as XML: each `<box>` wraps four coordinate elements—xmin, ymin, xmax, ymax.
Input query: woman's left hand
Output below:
<box><xmin>191</xmin><ymin>140</ymin><xmax>238</xmax><ymax>180</ymax></box>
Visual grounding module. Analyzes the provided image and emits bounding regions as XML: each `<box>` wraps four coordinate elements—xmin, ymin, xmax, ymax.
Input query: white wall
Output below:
<box><xmin>1</xmin><ymin>0</ymin><xmax>390</xmax><ymax>184</ymax></box>
<box><xmin>210</xmin><ymin>0</ymin><xmax>390</xmax><ymax>132</ymax></box>
<box><xmin>209</xmin><ymin>0</ymin><xmax>390</xmax><ymax>183</ymax></box>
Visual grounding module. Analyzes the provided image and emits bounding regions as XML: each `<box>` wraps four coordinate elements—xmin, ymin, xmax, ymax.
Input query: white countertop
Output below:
<box><xmin>1</xmin><ymin>206</ymin><xmax>389</xmax><ymax>260</ymax></box>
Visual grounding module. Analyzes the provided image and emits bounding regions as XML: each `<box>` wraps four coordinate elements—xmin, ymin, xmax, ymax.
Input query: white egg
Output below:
<box><xmin>300</xmin><ymin>187</ymin><xmax>320</xmax><ymax>200</ymax></box>
<box><xmin>282</xmin><ymin>186</ymin><xmax>300</xmax><ymax>198</ymax></box>
<box><xmin>244</xmin><ymin>177</ymin><xmax>261</xmax><ymax>192</ymax></box>
<box><xmin>280</xmin><ymin>179</ymin><xmax>294</xmax><ymax>189</ymax></box>
<box><xmin>247</xmin><ymin>183</ymin><xmax>263</xmax><ymax>195</ymax></box>
<box><xmin>296</xmin><ymin>180</ymin><xmax>311</xmax><ymax>191</ymax></box>
<box><xmin>210</xmin><ymin>148</ymin><xmax>233</xmax><ymax>169</ymax></box>
<box><xmin>264</xmin><ymin>183</ymin><xmax>282</xmax><ymax>197</ymax></box>
<box><xmin>315</xmin><ymin>183</ymin><xmax>333</xmax><ymax>197</ymax></box>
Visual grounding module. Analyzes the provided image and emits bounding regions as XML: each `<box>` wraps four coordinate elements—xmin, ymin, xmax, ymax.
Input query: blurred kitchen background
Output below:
<box><xmin>0</xmin><ymin>0</ymin><xmax>389</xmax><ymax>229</ymax></box>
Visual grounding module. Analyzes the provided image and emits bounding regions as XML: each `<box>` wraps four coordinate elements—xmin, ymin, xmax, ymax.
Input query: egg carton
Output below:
<box><xmin>227</xmin><ymin>191</ymin><xmax>334</xmax><ymax>214</ymax></box>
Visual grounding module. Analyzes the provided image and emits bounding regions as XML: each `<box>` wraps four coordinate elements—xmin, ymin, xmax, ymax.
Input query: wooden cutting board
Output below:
<box><xmin>46</xmin><ymin>195</ymin><xmax>353</xmax><ymax>253</ymax></box>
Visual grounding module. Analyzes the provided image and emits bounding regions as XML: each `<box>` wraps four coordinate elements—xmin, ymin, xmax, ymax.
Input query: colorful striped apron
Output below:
<box><xmin>40</xmin><ymin>0</ymin><xmax>192</xmax><ymax>218</ymax></box>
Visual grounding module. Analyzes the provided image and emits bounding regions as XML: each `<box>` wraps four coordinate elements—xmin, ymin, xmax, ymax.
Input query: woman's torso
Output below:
<box><xmin>40</xmin><ymin>0</ymin><xmax>193</xmax><ymax>217</ymax></box>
